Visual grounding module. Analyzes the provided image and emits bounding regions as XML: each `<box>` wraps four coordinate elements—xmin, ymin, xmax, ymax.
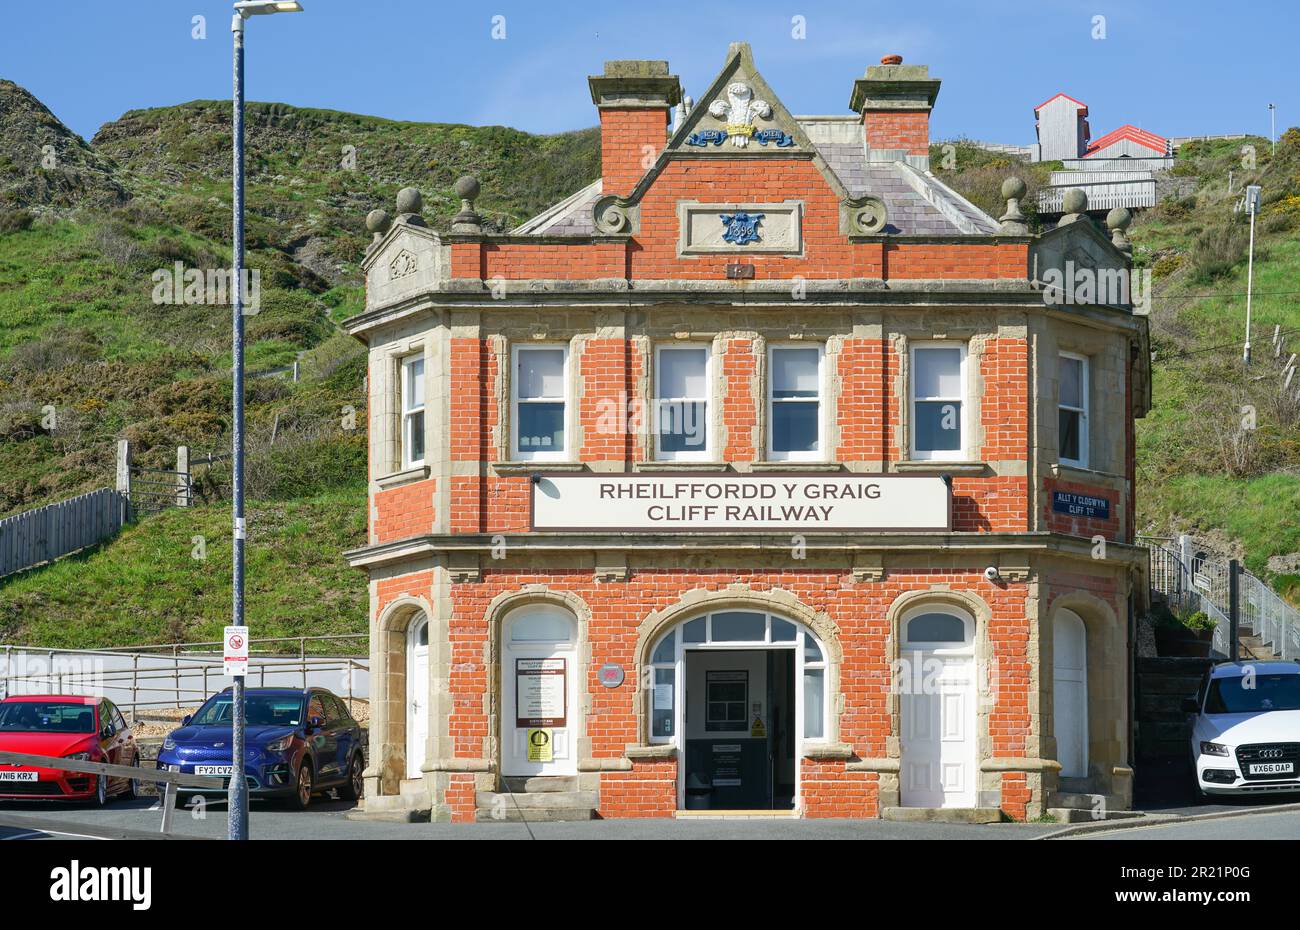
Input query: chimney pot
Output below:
<box><xmin>881</xmin><ymin>54</ymin><xmax>903</xmax><ymax>65</ymax></box>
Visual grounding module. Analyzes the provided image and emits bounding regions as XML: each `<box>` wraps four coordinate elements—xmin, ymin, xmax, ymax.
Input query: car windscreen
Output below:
<box><xmin>188</xmin><ymin>695</ymin><xmax>305</xmax><ymax>727</ymax></box>
<box><xmin>1205</xmin><ymin>674</ymin><xmax>1300</xmax><ymax>714</ymax></box>
<box><xmin>0</xmin><ymin>702</ymin><xmax>95</xmax><ymax>733</ymax></box>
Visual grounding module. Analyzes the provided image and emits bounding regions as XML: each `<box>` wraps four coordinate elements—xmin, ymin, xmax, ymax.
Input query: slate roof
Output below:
<box><xmin>511</xmin><ymin>139</ymin><xmax>999</xmax><ymax>237</ymax></box>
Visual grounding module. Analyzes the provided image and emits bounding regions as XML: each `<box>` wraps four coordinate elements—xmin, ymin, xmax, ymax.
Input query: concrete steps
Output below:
<box><xmin>880</xmin><ymin>807</ymin><xmax>1002</xmax><ymax>824</ymax></box>
<box><xmin>475</xmin><ymin>776</ymin><xmax>598</xmax><ymax>823</ymax></box>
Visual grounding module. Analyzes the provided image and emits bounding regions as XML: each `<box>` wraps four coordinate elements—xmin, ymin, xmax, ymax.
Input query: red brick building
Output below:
<box><xmin>344</xmin><ymin>44</ymin><xmax>1151</xmax><ymax>822</ymax></box>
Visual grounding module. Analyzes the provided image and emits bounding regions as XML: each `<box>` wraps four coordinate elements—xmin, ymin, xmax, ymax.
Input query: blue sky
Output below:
<box><xmin>2</xmin><ymin>0</ymin><xmax>1295</xmax><ymax>144</ymax></box>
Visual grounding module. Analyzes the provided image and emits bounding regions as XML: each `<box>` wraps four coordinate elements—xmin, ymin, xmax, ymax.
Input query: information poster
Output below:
<box><xmin>527</xmin><ymin>728</ymin><xmax>554</xmax><ymax>762</ymax></box>
<box><xmin>515</xmin><ymin>658</ymin><xmax>567</xmax><ymax>728</ymax></box>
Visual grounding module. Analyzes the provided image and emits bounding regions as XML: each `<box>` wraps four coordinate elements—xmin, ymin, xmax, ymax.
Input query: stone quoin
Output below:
<box><xmin>342</xmin><ymin>43</ymin><xmax>1152</xmax><ymax>823</ymax></box>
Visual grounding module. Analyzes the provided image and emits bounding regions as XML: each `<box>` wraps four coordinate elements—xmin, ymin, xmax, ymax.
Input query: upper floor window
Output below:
<box><xmin>400</xmin><ymin>354</ymin><xmax>425</xmax><ymax>468</ymax></box>
<box><xmin>1059</xmin><ymin>352</ymin><xmax>1089</xmax><ymax>467</ymax></box>
<box><xmin>768</xmin><ymin>345</ymin><xmax>823</xmax><ymax>461</ymax></box>
<box><xmin>656</xmin><ymin>345</ymin><xmax>710</xmax><ymax>461</ymax></box>
<box><xmin>513</xmin><ymin>345</ymin><xmax>568</xmax><ymax>460</ymax></box>
<box><xmin>910</xmin><ymin>344</ymin><xmax>966</xmax><ymax>461</ymax></box>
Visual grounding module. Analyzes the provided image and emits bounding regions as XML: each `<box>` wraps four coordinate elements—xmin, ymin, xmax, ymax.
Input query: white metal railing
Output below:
<box><xmin>1137</xmin><ymin>535</ymin><xmax>1300</xmax><ymax>660</ymax></box>
<box><xmin>0</xmin><ymin>633</ymin><xmax>369</xmax><ymax>716</ymax></box>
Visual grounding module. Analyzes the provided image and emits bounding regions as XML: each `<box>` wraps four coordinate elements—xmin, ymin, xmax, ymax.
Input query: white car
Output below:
<box><xmin>1187</xmin><ymin>661</ymin><xmax>1300</xmax><ymax>800</ymax></box>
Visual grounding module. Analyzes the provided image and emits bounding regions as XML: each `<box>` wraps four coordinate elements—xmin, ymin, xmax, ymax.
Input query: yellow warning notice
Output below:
<box><xmin>527</xmin><ymin>728</ymin><xmax>554</xmax><ymax>762</ymax></box>
<box><xmin>750</xmin><ymin>716</ymin><xmax>766</xmax><ymax>739</ymax></box>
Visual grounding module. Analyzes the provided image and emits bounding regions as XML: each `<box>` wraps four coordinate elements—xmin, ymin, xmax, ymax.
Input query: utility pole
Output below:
<box><xmin>228</xmin><ymin>0</ymin><xmax>303</xmax><ymax>842</ymax></box>
<box><xmin>1268</xmin><ymin>103</ymin><xmax>1276</xmax><ymax>158</ymax></box>
<box><xmin>1243</xmin><ymin>185</ymin><xmax>1261</xmax><ymax>366</ymax></box>
<box><xmin>1228</xmin><ymin>559</ymin><xmax>1241</xmax><ymax>662</ymax></box>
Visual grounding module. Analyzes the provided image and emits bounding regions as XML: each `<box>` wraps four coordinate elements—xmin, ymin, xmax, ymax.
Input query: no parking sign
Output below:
<box><xmin>224</xmin><ymin>626</ymin><xmax>249</xmax><ymax>677</ymax></box>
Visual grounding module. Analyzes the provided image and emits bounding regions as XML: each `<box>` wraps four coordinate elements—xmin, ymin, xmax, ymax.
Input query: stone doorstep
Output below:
<box><xmin>474</xmin><ymin>790</ymin><xmax>598</xmax><ymax>810</ymax></box>
<box><xmin>501</xmin><ymin>775</ymin><xmax>578</xmax><ymax>793</ymax></box>
<box><xmin>474</xmin><ymin>807</ymin><xmax>595</xmax><ymax>823</ymax></box>
<box><xmin>880</xmin><ymin>807</ymin><xmax>1003</xmax><ymax>824</ymax></box>
<box><xmin>1047</xmin><ymin>807</ymin><xmax>1146</xmax><ymax>824</ymax></box>
<box><xmin>344</xmin><ymin>792</ymin><xmax>432</xmax><ymax>823</ymax></box>
<box><xmin>1050</xmin><ymin>792</ymin><xmax>1125</xmax><ymax>810</ymax></box>
<box><xmin>674</xmin><ymin>809</ymin><xmax>800</xmax><ymax>820</ymax></box>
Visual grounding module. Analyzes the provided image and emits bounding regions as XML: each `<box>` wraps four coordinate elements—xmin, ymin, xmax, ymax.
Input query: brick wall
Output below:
<box><xmin>1042</xmin><ymin>477</ymin><xmax>1121</xmax><ymax>541</ymax></box>
<box><xmin>599</xmin><ymin>107</ymin><xmax>669</xmax><ymax>198</ymax></box>
<box><xmin>863</xmin><ymin>110</ymin><xmax>931</xmax><ymax>155</ymax></box>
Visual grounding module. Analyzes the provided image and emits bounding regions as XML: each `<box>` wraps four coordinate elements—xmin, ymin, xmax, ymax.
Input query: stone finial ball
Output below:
<box><xmin>396</xmin><ymin>187</ymin><xmax>423</xmax><ymax>214</ymax></box>
<box><xmin>1107</xmin><ymin>206</ymin><xmax>1132</xmax><ymax>230</ymax></box>
<box><xmin>1063</xmin><ymin>188</ymin><xmax>1088</xmax><ymax>213</ymax></box>
<box><xmin>1000</xmin><ymin>177</ymin><xmax>1027</xmax><ymax>201</ymax></box>
<box><xmin>454</xmin><ymin>175</ymin><xmax>481</xmax><ymax>202</ymax></box>
<box><xmin>365</xmin><ymin>208</ymin><xmax>392</xmax><ymax>234</ymax></box>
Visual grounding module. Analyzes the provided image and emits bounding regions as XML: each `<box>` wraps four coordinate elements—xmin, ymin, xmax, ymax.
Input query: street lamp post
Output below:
<box><xmin>1268</xmin><ymin>103</ymin><xmax>1276</xmax><ymax>158</ymax></box>
<box><xmin>228</xmin><ymin>0</ymin><xmax>302</xmax><ymax>843</ymax></box>
<box><xmin>1243</xmin><ymin>184</ymin><xmax>1261</xmax><ymax>366</ymax></box>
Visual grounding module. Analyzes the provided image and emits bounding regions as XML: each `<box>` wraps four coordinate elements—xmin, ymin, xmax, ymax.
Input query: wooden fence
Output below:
<box><xmin>0</xmin><ymin>488</ymin><xmax>128</xmax><ymax>578</ymax></box>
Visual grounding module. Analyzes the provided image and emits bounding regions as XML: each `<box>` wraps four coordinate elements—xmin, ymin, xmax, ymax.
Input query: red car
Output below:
<box><xmin>0</xmin><ymin>695</ymin><xmax>141</xmax><ymax>804</ymax></box>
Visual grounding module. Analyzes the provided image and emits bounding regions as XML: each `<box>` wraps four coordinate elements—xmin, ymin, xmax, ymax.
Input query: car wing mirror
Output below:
<box><xmin>1180</xmin><ymin>698</ymin><xmax>1199</xmax><ymax>713</ymax></box>
<box><xmin>308</xmin><ymin>716</ymin><xmax>324</xmax><ymax>730</ymax></box>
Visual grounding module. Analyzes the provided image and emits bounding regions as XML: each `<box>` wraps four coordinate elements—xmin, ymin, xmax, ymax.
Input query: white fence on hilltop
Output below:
<box><xmin>0</xmin><ymin>488</ymin><xmax>128</xmax><ymax>579</ymax></box>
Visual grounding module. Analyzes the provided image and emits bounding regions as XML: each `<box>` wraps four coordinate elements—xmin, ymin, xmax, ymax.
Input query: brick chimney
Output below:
<box><xmin>588</xmin><ymin>60</ymin><xmax>682</xmax><ymax>198</ymax></box>
<box><xmin>849</xmin><ymin>55</ymin><xmax>941</xmax><ymax>167</ymax></box>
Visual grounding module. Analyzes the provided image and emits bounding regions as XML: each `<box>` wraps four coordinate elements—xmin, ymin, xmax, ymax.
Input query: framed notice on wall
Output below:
<box><xmin>515</xmin><ymin>658</ymin><xmax>567</xmax><ymax>728</ymax></box>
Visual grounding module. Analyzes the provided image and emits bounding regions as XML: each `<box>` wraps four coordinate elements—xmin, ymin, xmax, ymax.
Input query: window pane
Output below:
<box><xmin>914</xmin><ymin>401</ymin><xmax>962</xmax><ymax>451</ymax></box>
<box><xmin>415</xmin><ymin>621</ymin><xmax>429</xmax><ymax>647</ymax></box>
<box><xmin>509</xmin><ymin>610</ymin><xmax>573</xmax><ymax>642</ymax></box>
<box><xmin>652</xmin><ymin>667</ymin><xmax>675</xmax><ymax>737</ymax></box>
<box><xmin>1059</xmin><ymin>408</ymin><xmax>1081</xmax><ymax>462</ymax></box>
<box><xmin>915</xmin><ymin>347</ymin><xmax>961</xmax><ymax>399</ymax></box>
<box><xmin>770</xmin><ymin>618</ymin><xmax>796</xmax><ymax>642</ymax></box>
<box><xmin>1060</xmin><ymin>356</ymin><xmax>1083</xmax><ymax>409</ymax></box>
<box><xmin>711</xmin><ymin>611</ymin><xmax>766</xmax><ymax>641</ymax></box>
<box><xmin>518</xmin><ymin>402</ymin><xmax>565</xmax><ymax>452</ymax></box>
<box><xmin>518</xmin><ymin>349</ymin><xmax>564</xmax><ymax>399</ymax></box>
<box><xmin>803</xmin><ymin>636</ymin><xmax>823</xmax><ymax>663</ymax></box>
<box><xmin>803</xmin><ymin>669</ymin><xmax>825</xmax><ymax>739</ymax></box>
<box><xmin>659</xmin><ymin>347</ymin><xmax>707</xmax><ymax>398</ymax></box>
<box><xmin>406</xmin><ymin>413</ymin><xmax>425</xmax><ymax>464</ymax></box>
<box><xmin>682</xmin><ymin>618</ymin><xmax>706</xmax><ymax>643</ymax></box>
<box><xmin>405</xmin><ymin>356</ymin><xmax>424</xmax><ymax>408</ymax></box>
<box><xmin>772</xmin><ymin>348</ymin><xmax>820</xmax><ymax>398</ymax></box>
<box><xmin>658</xmin><ymin>401</ymin><xmax>707</xmax><ymax>452</ymax></box>
<box><xmin>772</xmin><ymin>401</ymin><xmax>819</xmax><ymax>452</ymax></box>
<box><xmin>907</xmin><ymin>612</ymin><xmax>967</xmax><ymax>643</ymax></box>
<box><xmin>651</xmin><ymin>632</ymin><xmax>675</xmax><ymax>664</ymax></box>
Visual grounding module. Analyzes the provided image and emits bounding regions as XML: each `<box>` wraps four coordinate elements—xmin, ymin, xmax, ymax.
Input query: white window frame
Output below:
<box><xmin>400</xmin><ymin>353</ymin><xmax>426</xmax><ymax>469</ymax></box>
<box><xmin>511</xmin><ymin>344</ymin><xmax>570</xmax><ymax>462</ymax></box>
<box><xmin>1058</xmin><ymin>352</ymin><xmax>1089</xmax><ymax>469</ymax></box>
<box><xmin>766</xmin><ymin>343</ymin><xmax>825</xmax><ymax>462</ymax></box>
<box><xmin>909</xmin><ymin>342</ymin><xmax>968</xmax><ymax>462</ymax></box>
<box><xmin>654</xmin><ymin>344</ymin><xmax>712</xmax><ymax>462</ymax></box>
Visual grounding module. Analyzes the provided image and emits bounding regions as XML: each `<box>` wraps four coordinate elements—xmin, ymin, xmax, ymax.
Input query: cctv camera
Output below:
<box><xmin>984</xmin><ymin>566</ymin><xmax>1001</xmax><ymax>582</ymax></box>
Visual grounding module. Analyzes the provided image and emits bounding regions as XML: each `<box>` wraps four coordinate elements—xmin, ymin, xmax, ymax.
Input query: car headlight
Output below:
<box><xmin>64</xmin><ymin>752</ymin><xmax>92</xmax><ymax>761</ymax></box>
<box><xmin>265</xmin><ymin>735</ymin><xmax>295</xmax><ymax>753</ymax></box>
<box><xmin>162</xmin><ymin>736</ymin><xmax>176</xmax><ymax>751</ymax></box>
<box><xmin>1200</xmin><ymin>741</ymin><xmax>1230</xmax><ymax>757</ymax></box>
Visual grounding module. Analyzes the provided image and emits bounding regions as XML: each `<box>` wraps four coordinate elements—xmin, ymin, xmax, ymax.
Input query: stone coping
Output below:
<box><xmin>374</xmin><ymin>464</ymin><xmax>431</xmax><ymax>490</ymax></box>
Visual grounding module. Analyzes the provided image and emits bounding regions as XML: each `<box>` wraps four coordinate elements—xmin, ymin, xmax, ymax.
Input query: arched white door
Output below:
<box><xmin>1053</xmin><ymin>609</ymin><xmax>1088</xmax><ymax>779</ymax></box>
<box><xmin>503</xmin><ymin>606</ymin><xmax>577</xmax><ymax>776</ymax></box>
<box><xmin>406</xmin><ymin>617</ymin><xmax>429</xmax><ymax>779</ymax></box>
<box><xmin>900</xmin><ymin>608</ymin><xmax>977</xmax><ymax>808</ymax></box>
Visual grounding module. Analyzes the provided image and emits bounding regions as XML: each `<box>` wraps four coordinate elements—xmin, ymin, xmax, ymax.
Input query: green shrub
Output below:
<box><xmin>0</xmin><ymin>209</ymin><xmax>35</xmax><ymax>234</ymax></box>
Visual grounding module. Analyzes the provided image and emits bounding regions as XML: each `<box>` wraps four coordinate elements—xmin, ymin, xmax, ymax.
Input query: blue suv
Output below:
<box><xmin>157</xmin><ymin>687</ymin><xmax>363</xmax><ymax>810</ymax></box>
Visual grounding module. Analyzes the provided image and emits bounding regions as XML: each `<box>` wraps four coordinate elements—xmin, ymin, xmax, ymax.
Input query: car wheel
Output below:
<box><xmin>289</xmin><ymin>761</ymin><xmax>313</xmax><ymax>811</ymax></box>
<box><xmin>339</xmin><ymin>753</ymin><xmax>363</xmax><ymax>803</ymax></box>
<box><xmin>123</xmin><ymin>755</ymin><xmax>140</xmax><ymax>801</ymax></box>
<box><xmin>94</xmin><ymin>771</ymin><xmax>108</xmax><ymax>807</ymax></box>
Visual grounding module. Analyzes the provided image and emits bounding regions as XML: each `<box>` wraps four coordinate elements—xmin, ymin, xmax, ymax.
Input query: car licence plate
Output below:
<box><xmin>194</xmin><ymin>765</ymin><xmax>235</xmax><ymax>777</ymax></box>
<box><xmin>0</xmin><ymin>771</ymin><xmax>38</xmax><ymax>782</ymax></box>
<box><xmin>1248</xmin><ymin>762</ymin><xmax>1294</xmax><ymax>775</ymax></box>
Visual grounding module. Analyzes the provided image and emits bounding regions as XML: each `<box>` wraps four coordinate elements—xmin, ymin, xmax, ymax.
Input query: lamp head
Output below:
<box><xmin>234</xmin><ymin>0</ymin><xmax>303</xmax><ymax>16</ymax></box>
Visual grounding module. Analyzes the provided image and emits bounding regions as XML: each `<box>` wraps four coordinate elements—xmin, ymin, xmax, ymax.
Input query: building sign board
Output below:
<box><xmin>526</xmin><ymin>728</ymin><xmax>554</xmax><ymax>762</ymax></box>
<box><xmin>1050</xmin><ymin>490</ymin><xmax>1111</xmax><ymax>520</ymax></box>
<box><xmin>515</xmin><ymin>658</ymin><xmax>566</xmax><ymax>728</ymax></box>
<box><xmin>531</xmin><ymin>474</ymin><xmax>950</xmax><ymax>532</ymax></box>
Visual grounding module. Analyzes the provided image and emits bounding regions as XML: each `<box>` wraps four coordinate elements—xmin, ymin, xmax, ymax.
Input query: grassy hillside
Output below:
<box><xmin>0</xmin><ymin>82</ymin><xmax>599</xmax><ymax>647</ymax></box>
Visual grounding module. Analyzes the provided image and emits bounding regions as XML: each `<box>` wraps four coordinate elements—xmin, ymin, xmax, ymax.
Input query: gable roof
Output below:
<box><xmin>1084</xmin><ymin>124</ymin><xmax>1168</xmax><ymax>156</ymax></box>
<box><xmin>1034</xmin><ymin>92</ymin><xmax>1088</xmax><ymax>115</ymax></box>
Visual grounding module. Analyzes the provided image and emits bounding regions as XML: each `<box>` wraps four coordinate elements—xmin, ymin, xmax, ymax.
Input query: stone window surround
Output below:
<box><xmin>905</xmin><ymin>339</ymin><xmax>971</xmax><ymax>464</ymax></box>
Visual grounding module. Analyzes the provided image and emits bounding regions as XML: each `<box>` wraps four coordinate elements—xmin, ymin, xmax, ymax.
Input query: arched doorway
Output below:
<box><xmin>502</xmin><ymin>605</ymin><xmax>578</xmax><ymax>777</ymax></box>
<box><xmin>1053</xmin><ymin>609</ymin><xmax>1089</xmax><ymax>779</ymax></box>
<box><xmin>406</xmin><ymin>616</ymin><xmax>429</xmax><ymax>779</ymax></box>
<box><xmin>645</xmin><ymin>610</ymin><xmax>829</xmax><ymax>811</ymax></box>
<box><xmin>899</xmin><ymin>605</ymin><xmax>977</xmax><ymax>808</ymax></box>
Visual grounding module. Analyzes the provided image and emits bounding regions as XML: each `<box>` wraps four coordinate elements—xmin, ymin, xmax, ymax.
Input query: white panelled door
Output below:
<box><xmin>1053</xmin><ymin>609</ymin><xmax>1089</xmax><ymax>779</ymax></box>
<box><xmin>503</xmin><ymin>607</ymin><xmax>578</xmax><ymax>777</ymax></box>
<box><xmin>900</xmin><ymin>609</ymin><xmax>978</xmax><ymax>809</ymax></box>
<box><xmin>407</xmin><ymin>618</ymin><xmax>429</xmax><ymax>779</ymax></box>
